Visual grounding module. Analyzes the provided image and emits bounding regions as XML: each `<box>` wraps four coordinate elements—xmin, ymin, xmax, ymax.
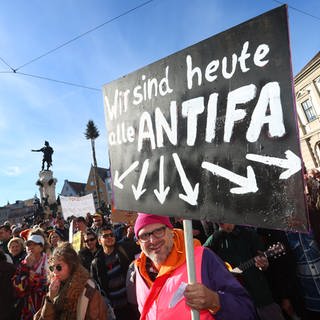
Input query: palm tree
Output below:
<box><xmin>85</xmin><ymin>120</ymin><xmax>101</xmax><ymax>208</ymax></box>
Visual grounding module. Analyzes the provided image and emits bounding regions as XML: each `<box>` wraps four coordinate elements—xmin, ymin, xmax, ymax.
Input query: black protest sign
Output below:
<box><xmin>103</xmin><ymin>5</ymin><xmax>308</xmax><ymax>232</ymax></box>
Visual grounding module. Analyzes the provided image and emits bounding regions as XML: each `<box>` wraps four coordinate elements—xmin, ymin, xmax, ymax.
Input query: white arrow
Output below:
<box><xmin>246</xmin><ymin>150</ymin><xmax>301</xmax><ymax>179</ymax></box>
<box><xmin>132</xmin><ymin>159</ymin><xmax>149</xmax><ymax>200</ymax></box>
<box><xmin>202</xmin><ymin>162</ymin><xmax>258</xmax><ymax>194</ymax></box>
<box><xmin>172</xmin><ymin>153</ymin><xmax>199</xmax><ymax>205</ymax></box>
<box><xmin>114</xmin><ymin>161</ymin><xmax>139</xmax><ymax>189</ymax></box>
<box><xmin>154</xmin><ymin>156</ymin><xmax>170</xmax><ymax>204</ymax></box>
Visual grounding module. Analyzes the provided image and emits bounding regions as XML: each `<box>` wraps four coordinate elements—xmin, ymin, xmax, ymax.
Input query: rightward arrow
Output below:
<box><xmin>154</xmin><ymin>156</ymin><xmax>170</xmax><ymax>204</ymax></box>
<box><xmin>202</xmin><ymin>162</ymin><xmax>258</xmax><ymax>194</ymax></box>
<box><xmin>114</xmin><ymin>161</ymin><xmax>139</xmax><ymax>189</ymax></box>
<box><xmin>132</xmin><ymin>159</ymin><xmax>149</xmax><ymax>200</ymax></box>
<box><xmin>246</xmin><ymin>150</ymin><xmax>301</xmax><ymax>179</ymax></box>
<box><xmin>172</xmin><ymin>153</ymin><xmax>199</xmax><ymax>205</ymax></box>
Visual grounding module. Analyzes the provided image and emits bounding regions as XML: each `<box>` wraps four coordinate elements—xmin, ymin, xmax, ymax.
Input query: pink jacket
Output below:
<box><xmin>136</xmin><ymin>246</ymin><xmax>214</xmax><ymax>320</ymax></box>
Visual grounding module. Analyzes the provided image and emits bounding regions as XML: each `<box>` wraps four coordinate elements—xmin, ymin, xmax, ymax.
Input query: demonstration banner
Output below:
<box><xmin>60</xmin><ymin>194</ymin><xmax>95</xmax><ymax>220</ymax></box>
<box><xmin>103</xmin><ymin>6</ymin><xmax>308</xmax><ymax>232</ymax></box>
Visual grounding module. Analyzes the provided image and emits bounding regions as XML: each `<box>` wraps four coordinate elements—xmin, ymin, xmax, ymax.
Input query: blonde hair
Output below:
<box><xmin>8</xmin><ymin>237</ymin><xmax>25</xmax><ymax>251</ymax></box>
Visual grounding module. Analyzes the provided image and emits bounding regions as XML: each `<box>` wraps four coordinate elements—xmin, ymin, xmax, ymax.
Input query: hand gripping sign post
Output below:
<box><xmin>103</xmin><ymin>6</ymin><xmax>308</xmax><ymax>319</ymax></box>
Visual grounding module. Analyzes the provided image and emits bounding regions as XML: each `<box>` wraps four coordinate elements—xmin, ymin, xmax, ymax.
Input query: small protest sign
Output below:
<box><xmin>60</xmin><ymin>194</ymin><xmax>95</xmax><ymax>220</ymax></box>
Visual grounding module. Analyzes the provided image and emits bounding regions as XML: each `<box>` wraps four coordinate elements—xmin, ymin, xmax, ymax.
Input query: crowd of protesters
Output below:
<box><xmin>0</xmin><ymin>167</ymin><xmax>319</xmax><ymax>320</ymax></box>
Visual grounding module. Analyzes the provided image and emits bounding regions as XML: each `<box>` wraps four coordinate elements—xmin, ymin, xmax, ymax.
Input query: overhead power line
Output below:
<box><xmin>15</xmin><ymin>0</ymin><xmax>155</xmax><ymax>71</ymax></box>
<box><xmin>0</xmin><ymin>56</ymin><xmax>15</xmax><ymax>71</ymax></box>
<box><xmin>15</xmin><ymin>71</ymin><xmax>100</xmax><ymax>91</ymax></box>
<box><xmin>272</xmin><ymin>0</ymin><xmax>320</xmax><ymax>21</ymax></box>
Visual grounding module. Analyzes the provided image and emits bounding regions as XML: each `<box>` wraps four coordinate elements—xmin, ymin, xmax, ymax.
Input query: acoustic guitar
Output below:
<box><xmin>225</xmin><ymin>241</ymin><xmax>286</xmax><ymax>275</ymax></box>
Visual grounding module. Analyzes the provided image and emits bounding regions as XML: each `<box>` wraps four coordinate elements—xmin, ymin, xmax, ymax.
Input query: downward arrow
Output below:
<box><xmin>246</xmin><ymin>150</ymin><xmax>301</xmax><ymax>179</ymax></box>
<box><xmin>132</xmin><ymin>159</ymin><xmax>149</xmax><ymax>200</ymax></box>
<box><xmin>154</xmin><ymin>156</ymin><xmax>170</xmax><ymax>204</ymax></box>
<box><xmin>172</xmin><ymin>153</ymin><xmax>199</xmax><ymax>205</ymax></box>
<box><xmin>114</xmin><ymin>161</ymin><xmax>139</xmax><ymax>189</ymax></box>
<box><xmin>202</xmin><ymin>162</ymin><xmax>258</xmax><ymax>194</ymax></box>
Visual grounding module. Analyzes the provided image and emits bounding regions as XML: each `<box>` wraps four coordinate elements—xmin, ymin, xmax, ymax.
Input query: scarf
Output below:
<box><xmin>136</xmin><ymin>228</ymin><xmax>201</xmax><ymax>320</ymax></box>
<box><xmin>54</xmin><ymin>264</ymin><xmax>90</xmax><ymax>320</ymax></box>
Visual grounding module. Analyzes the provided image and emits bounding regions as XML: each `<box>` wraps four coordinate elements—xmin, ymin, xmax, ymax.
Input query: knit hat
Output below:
<box><xmin>134</xmin><ymin>213</ymin><xmax>173</xmax><ymax>238</ymax></box>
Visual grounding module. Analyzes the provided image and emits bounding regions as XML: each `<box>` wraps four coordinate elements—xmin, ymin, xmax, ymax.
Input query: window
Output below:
<box><xmin>302</xmin><ymin>99</ymin><xmax>316</xmax><ymax>122</ymax></box>
<box><xmin>315</xmin><ymin>76</ymin><xmax>320</xmax><ymax>91</ymax></box>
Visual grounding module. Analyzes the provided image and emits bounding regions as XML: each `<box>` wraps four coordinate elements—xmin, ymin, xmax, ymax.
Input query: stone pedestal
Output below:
<box><xmin>36</xmin><ymin>170</ymin><xmax>57</xmax><ymax>205</ymax></box>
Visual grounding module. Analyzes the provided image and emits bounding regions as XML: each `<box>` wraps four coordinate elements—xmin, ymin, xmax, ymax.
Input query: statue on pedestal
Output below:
<box><xmin>32</xmin><ymin>141</ymin><xmax>54</xmax><ymax>171</ymax></box>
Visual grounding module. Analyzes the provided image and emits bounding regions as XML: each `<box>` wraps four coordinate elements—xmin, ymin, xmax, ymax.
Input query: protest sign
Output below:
<box><xmin>60</xmin><ymin>194</ymin><xmax>95</xmax><ymax>219</ymax></box>
<box><xmin>103</xmin><ymin>6</ymin><xmax>308</xmax><ymax>232</ymax></box>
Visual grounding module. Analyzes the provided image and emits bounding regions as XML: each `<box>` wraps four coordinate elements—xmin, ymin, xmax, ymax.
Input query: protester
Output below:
<box><xmin>34</xmin><ymin>242</ymin><xmax>108</xmax><ymax>320</ymax></box>
<box><xmin>78</xmin><ymin>229</ymin><xmax>100</xmax><ymax>271</ymax></box>
<box><xmin>8</xmin><ymin>236</ymin><xmax>27</xmax><ymax>267</ymax></box>
<box><xmin>118</xmin><ymin>224</ymin><xmax>141</xmax><ymax>259</ymax></box>
<box><xmin>258</xmin><ymin>228</ymin><xmax>305</xmax><ymax>319</ymax></box>
<box><xmin>0</xmin><ymin>224</ymin><xmax>12</xmax><ymax>254</ymax></box>
<box><xmin>91</xmin><ymin>212</ymin><xmax>106</xmax><ymax>234</ymax></box>
<box><xmin>54</xmin><ymin>216</ymin><xmax>69</xmax><ymax>241</ymax></box>
<box><xmin>131</xmin><ymin>213</ymin><xmax>257</xmax><ymax>320</ymax></box>
<box><xmin>204</xmin><ymin>223</ymin><xmax>285</xmax><ymax>320</ymax></box>
<box><xmin>286</xmin><ymin>230</ymin><xmax>320</xmax><ymax>320</ymax></box>
<box><xmin>12</xmin><ymin>226</ymin><xmax>22</xmax><ymax>237</ymax></box>
<box><xmin>48</xmin><ymin>230</ymin><xmax>64</xmax><ymax>253</ymax></box>
<box><xmin>0</xmin><ymin>250</ymin><xmax>17</xmax><ymax>320</ymax></box>
<box><xmin>171</xmin><ymin>217</ymin><xmax>207</xmax><ymax>244</ymax></box>
<box><xmin>12</xmin><ymin>230</ymin><xmax>49</xmax><ymax>320</ymax></box>
<box><xmin>91</xmin><ymin>225</ymin><xmax>137</xmax><ymax>320</ymax></box>
<box><xmin>74</xmin><ymin>216</ymin><xmax>88</xmax><ymax>233</ymax></box>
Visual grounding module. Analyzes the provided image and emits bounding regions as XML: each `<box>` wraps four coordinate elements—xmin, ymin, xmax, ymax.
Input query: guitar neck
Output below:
<box><xmin>238</xmin><ymin>252</ymin><xmax>268</xmax><ymax>272</ymax></box>
<box><xmin>232</xmin><ymin>242</ymin><xmax>285</xmax><ymax>273</ymax></box>
<box><xmin>238</xmin><ymin>257</ymin><xmax>257</xmax><ymax>272</ymax></box>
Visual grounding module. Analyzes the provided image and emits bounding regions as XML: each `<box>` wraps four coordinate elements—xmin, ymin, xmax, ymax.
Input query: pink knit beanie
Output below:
<box><xmin>134</xmin><ymin>213</ymin><xmax>173</xmax><ymax>238</ymax></box>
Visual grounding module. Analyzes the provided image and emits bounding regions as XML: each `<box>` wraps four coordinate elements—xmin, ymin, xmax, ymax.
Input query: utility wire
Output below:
<box><xmin>15</xmin><ymin>0</ymin><xmax>155</xmax><ymax>71</ymax></box>
<box><xmin>15</xmin><ymin>71</ymin><xmax>100</xmax><ymax>91</ymax></box>
<box><xmin>0</xmin><ymin>56</ymin><xmax>15</xmax><ymax>71</ymax></box>
<box><xmin>272</xmin><ymin>0</ymin><xmax>320</xmax><ymax>21</ymax></box>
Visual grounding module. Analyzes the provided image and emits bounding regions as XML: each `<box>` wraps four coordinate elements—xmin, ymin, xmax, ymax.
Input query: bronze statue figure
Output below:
<box><xmin>32</xmin><ymin>141</ymin><xmax>54</xmax><ymax>171</ymax></box>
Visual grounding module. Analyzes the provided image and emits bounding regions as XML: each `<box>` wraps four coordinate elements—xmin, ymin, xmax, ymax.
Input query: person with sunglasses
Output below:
<box><xmin>91</xmin><ymin>225</ymin><xmax>138</xmax><ymax>320</ymax></box>
<box><xmin>78</xmin><ymin>230</ymin><xmax>101</xmax><ymax>271</ymax></box>
<box><xmin>131</xmin><ymin>213</ymin><xmax>257</xmax><ymax>320</ymax></box>
<box><xmin>34</xmin><ymin>242</ymin><xmax>108</xmax><ymax>320</ymax></box>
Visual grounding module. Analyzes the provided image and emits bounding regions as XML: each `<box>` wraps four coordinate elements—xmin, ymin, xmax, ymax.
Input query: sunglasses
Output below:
<box><xmin>84</xmin><ymin>238</ymin><xmax>96</xmax><ymax>243</ymax></box>
<box><xmin>49</xmin><ymin>264</ymin><xmax>63</xmax><ymax>272</ymax></box>
<box><xmin>101</xmin><ymin>233</ymin><xmax>114</xmax><ymax>239</ymax></box>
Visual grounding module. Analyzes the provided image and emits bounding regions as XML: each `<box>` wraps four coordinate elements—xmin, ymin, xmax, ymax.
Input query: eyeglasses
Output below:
<box><xmin>84</xmin><ymin>238</ymin><xmax>96</xmax><ymax>243</ymax></box>
<box><xmin>49</xmin><ymin>264</ymin><xmax>62</xmax><ymax>272</ymax></box>
<box><xmin>101</xmin><ymin>233</ymin><xmax>114</xmax><ymax>239</ymax></box>
<box><xmin>138</xmin><ymin>226</ymin><xmax>167</xmax><ymax>243</ymax></box>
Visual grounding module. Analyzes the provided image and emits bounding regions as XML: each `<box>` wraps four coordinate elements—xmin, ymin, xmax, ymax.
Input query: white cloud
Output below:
<box><xmin>3</xmin><ymin>166</ymin><xmax>22</xmax><ymax>176</ymax></box>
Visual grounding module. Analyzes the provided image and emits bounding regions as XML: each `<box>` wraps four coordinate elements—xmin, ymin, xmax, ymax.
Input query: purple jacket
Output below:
<box><xmin>201</xmin><ymin>247</ymin><xmax>257</xmax><ymax>320</ymax></box>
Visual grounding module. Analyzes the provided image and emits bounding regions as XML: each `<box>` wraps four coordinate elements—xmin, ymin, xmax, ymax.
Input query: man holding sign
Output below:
<box><xmin>132</xmin><ymin>213</ymin><xmax>256</xmax><ymax>320</ymax></box>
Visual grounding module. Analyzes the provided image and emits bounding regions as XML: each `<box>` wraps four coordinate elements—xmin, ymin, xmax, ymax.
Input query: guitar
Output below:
<box><xmin>226</xmin><ymin>242</ymin><xmax>286</xmax><ymax>274</ymax></box>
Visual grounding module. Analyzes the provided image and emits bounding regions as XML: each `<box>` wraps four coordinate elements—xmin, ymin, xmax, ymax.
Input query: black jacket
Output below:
<box><xmin>90</xmin><ymin>244</ymin><xmax>133</xmax><ymax>308</ymax></box>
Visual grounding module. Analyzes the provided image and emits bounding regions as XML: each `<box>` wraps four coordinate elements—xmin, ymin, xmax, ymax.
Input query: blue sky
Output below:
<box><xmin>0</xmin><ymin>0</ymin><xmax>319</xmax><ymax>206</ymax></box>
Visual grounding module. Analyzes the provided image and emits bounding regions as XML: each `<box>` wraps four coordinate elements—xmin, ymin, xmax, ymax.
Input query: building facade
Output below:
<box><xmin>0</xmin><ymin>199</ymin><xmax>35</xmax><ymax>225</ymax></box>
<box><xmin>85</xmin><ymin>166</ymin><xmax>112</xmax><ymax>209</ymax></box>
<box><xmin>60</xmin><ymin>179</ymin><xmax>86</xmax><ymax>197</ymax></box>
<box><xmin>295</xmin><ymin>52</ymin><xmax>320</xmax><ymax>169</ymax></box>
